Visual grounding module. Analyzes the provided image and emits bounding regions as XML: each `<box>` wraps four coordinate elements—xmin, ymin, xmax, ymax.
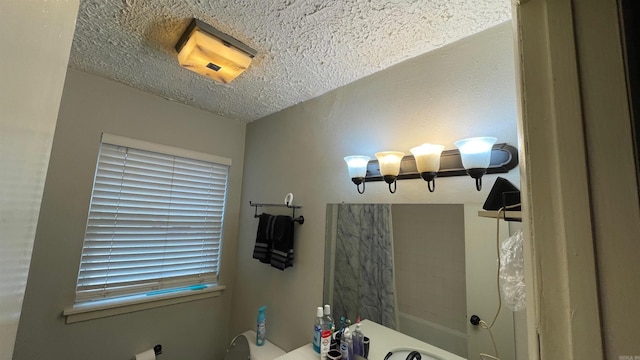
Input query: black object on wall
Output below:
<box><xmin>483</xmin><ymin>177</ymin><xmax>521</xmax><ymax>211</ymax></box>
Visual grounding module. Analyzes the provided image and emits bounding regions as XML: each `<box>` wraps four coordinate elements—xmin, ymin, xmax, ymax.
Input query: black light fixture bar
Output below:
<box><xmin>363</xmin><ymin>143</ymin><xmax>518</xmax><ymax>182</ymax></box>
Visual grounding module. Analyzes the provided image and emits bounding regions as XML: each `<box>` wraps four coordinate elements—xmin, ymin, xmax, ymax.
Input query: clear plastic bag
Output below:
<box><xmin>499</xmin><ymin>230</ymin><xmax>526</xmax><ymax>311</ymax></box>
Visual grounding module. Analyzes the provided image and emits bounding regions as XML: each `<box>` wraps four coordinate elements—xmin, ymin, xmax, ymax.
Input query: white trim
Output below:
<box><xmin>514</xmin><ymin>0</ymin><xmax>606</xmax><ymax>358</ymax></box>
<box><xmin>100</xmin><ymin>133</ymin><xmax>232</xmax><ymax>165</ymax></box>
<box><xmin>64</xmin><ymin>285</ymin><xmax>226</xmax><ymax>324</ymax></box>
<box><xmin>572</xmin><ymin>0</ymin><xmax>640</xmax><ymax>357</ymax></box>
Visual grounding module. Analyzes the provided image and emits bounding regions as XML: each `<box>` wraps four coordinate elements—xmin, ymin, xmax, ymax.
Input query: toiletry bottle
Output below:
<box><xmin>313</xmin><ymin>306</ymin><xmax>324</xmax><ymax>353</ymax></box>
<box><xmin>340</xmin><ymin>326</ymin><xmax>352</xmax><ymax>360</ymax></box>
<box><xmin>323</xmin><ymin>304</ymin><xmax>334</xmax><ymax>334</ymax></box>
<box><xmin>339</xmin><ymin>338</ymin><xmax>349</xmax><ymax>360</ymax></box>
<box><xmin>320</xmin><ymin>328</ymin><xmax>332</xmax><ymax>360</ymax></box>
<box><xmin>256</xmin><ymin>306</ymin><xmax>267</xmax><ymax>346</ymax></box>
<box><xmin>352</xmin><ymin>318</ymin><xmax>365</xmax><ymax>357</ymax></box>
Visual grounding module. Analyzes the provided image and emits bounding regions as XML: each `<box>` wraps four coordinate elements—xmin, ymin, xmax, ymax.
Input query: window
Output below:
<box><xmin>73</xmin><ymin>134</ymin><xmax>230</xmax><ymax>305</ymax></box>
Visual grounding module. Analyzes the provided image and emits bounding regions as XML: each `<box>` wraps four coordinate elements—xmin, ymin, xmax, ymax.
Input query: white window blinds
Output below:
<box><xmin>75</xmin><ymin>134</ymin><xmax>230</xmax><ymax>303</ymax></box>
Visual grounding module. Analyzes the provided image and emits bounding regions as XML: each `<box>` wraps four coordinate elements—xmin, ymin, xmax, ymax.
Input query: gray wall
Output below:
<box><xmin>230</xmin><ymin>21</ymin><xmax>519</xmax><ymax>352</ymax></box>
<box><xmin>393</xmin><ymin>204</ymin><xmax>466</xmax><ymax>333</ymax></box>
<box><xmin>13</xmin><ymin>69</ymin><xmax>246</xmax><ymax>360</ymax></box>
<box><xmin>393</xmin><ymin>204</ymin><xmax>468</xmax><ymax>357</ymax></box>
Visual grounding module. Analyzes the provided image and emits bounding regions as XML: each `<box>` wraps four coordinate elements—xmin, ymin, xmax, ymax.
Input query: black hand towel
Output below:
<box><xmin>269</xmin><ymin>215</ymin><xmax>295</xmax><ymax>270</ymax></box>
<box><xmin>253</xmin><ymin>213</ymin><xmax>275</xmax><ymax>263</ymax></box>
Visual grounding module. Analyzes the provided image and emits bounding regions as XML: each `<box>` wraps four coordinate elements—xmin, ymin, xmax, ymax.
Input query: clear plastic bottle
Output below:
<box><xmin>340</xmin><ymin>326</ymin><xmax>352</xmax><ymax>360</ymax></box>
<box><xmin>323</xmin><ymin>305</ymin><xmax>334</xmax><ymax>334</ymax></box>
<box><xmin>352</xmin><ymin>318</ymin><xmax>365</xmax><ymax>357</ymax></box>
<box><xmin>313</xmin><ymin>306</ymin><xmax>324</xmax><ymax>353</ymax></box>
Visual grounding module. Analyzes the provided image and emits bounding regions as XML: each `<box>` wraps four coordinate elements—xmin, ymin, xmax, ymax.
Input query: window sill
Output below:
<box><xmin>63</xmin><ymin>284</ymin><xmax>226</xmax><ymax>324</ymax></box>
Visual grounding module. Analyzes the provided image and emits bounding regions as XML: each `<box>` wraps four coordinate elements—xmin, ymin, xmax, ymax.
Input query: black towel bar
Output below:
<box><xmin>250</xmin><ymin>201</ymin><xmax>304</xmax><ymax>224</ymax></box>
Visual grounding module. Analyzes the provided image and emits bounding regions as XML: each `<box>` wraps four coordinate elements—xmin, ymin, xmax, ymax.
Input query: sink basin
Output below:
<box><xmin>383</xmin><ymin>348</ymin><xmax>446</xmax><ymax>360</ymax></box>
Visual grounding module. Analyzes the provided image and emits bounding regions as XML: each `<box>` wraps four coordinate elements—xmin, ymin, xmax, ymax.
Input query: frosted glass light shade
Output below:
<box><xmin>454</xmin><ymin>137</ymin><xmax>497</xmax><ymax>169</ymax></box>
<box><xmin>344</xmin><ymin>155</ymin><xmax>370</xmax><ymax>179</ymax></box>
<box><xmin>410</xmin><ymin>143</ymin><xmax>445</xmax><ymax>173</ymax></box>
<box><xmin>176</xmin><ymin>19</ymin><xmax>256</xmax><ymax>84</ymax></box>
<box><xmin>375</xmin><ymin>151</ymin><xmax>405</xmax><ymax>177</ymax></box>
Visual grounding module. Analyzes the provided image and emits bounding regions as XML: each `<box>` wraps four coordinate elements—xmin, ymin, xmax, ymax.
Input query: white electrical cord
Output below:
<box><xmin>477</xmin><ymin>203</ymin><xmax>521</xmax><ymax>360</ymax></box>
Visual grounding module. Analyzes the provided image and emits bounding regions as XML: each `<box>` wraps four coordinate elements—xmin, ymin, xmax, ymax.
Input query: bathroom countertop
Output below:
<box><xmin>274</xmin><ymin>319</ymin><xmax>466</xmax><ymax>360</ymax></box>
<box><xmin>275</xmin><ymin>343</ymin><xmax>316</xmax><ymax>360</ymax></box>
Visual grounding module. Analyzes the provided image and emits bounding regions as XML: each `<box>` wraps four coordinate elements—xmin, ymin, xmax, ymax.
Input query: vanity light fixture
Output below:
<box><xmin>454</xmin><ymin>137</ymin><xmax>498</xmax><ymax>191</ymax></box>
<box><xmin>344</xmin><ymin>140</ymin><xmax>518</xmax><ymax>194</ymax></box>
<box><xmin>344</xmin><ymin>155</ymin><xmax>371</xmax><ymax>194</ymax></box>
<box><xmin>175</xmin><ymin>19</ymin><xmax>257</xmax><ymax>84</ymax></box>
<box><xmin>375</xmin><ymin>151</ymin><xmax>405</xmax><ymax>193</ymax></box>
<box><xmin>409</xmin><ymin>143</ymin><xmax>445</xmax><ymax>192</ymax></box>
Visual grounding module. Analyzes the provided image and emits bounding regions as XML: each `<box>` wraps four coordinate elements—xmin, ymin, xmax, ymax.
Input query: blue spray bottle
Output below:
<box><xmin>256</xmin><ymin>306</ymin><xmax>267</xmax><ymax>346</ymax></box>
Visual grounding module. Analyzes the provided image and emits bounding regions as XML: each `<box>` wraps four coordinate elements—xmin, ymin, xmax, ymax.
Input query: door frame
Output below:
<box><xmin>514</xmin><ymin>0</ymin><xmax>639</xmax><ymax>358</ymax></box>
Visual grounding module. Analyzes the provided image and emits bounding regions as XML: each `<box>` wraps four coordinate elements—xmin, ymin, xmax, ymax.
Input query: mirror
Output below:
<box><xmin>324</xmin><ymin>203</ymin><xmax>521</xmax><ymax>359</ymax></box>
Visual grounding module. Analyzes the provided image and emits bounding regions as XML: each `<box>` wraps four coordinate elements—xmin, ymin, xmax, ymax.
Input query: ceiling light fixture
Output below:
<box><xmin>175</xmin><ymin>19</ymin><xmax>257</xmax><ymax>84</ymax></box>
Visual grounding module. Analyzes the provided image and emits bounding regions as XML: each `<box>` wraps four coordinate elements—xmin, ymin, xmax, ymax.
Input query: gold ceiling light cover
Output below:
<box><xmin>175</xmin><ymin>19</ymin><xmax>257</xmax><ymax>84</ymax></box>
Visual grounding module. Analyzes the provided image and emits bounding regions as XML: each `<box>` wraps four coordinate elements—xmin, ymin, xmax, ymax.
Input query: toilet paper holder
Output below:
<box><xmin>153</xmin><ymin>344</ymin><xmax>162</xmax><ymax>356</ymax></box>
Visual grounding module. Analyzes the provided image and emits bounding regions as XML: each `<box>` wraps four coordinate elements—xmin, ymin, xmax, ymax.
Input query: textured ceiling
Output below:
<box><xmin>69</xmin><ymin>0</ymin><xmax>511</xmax><ymax>123</ymax></box>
